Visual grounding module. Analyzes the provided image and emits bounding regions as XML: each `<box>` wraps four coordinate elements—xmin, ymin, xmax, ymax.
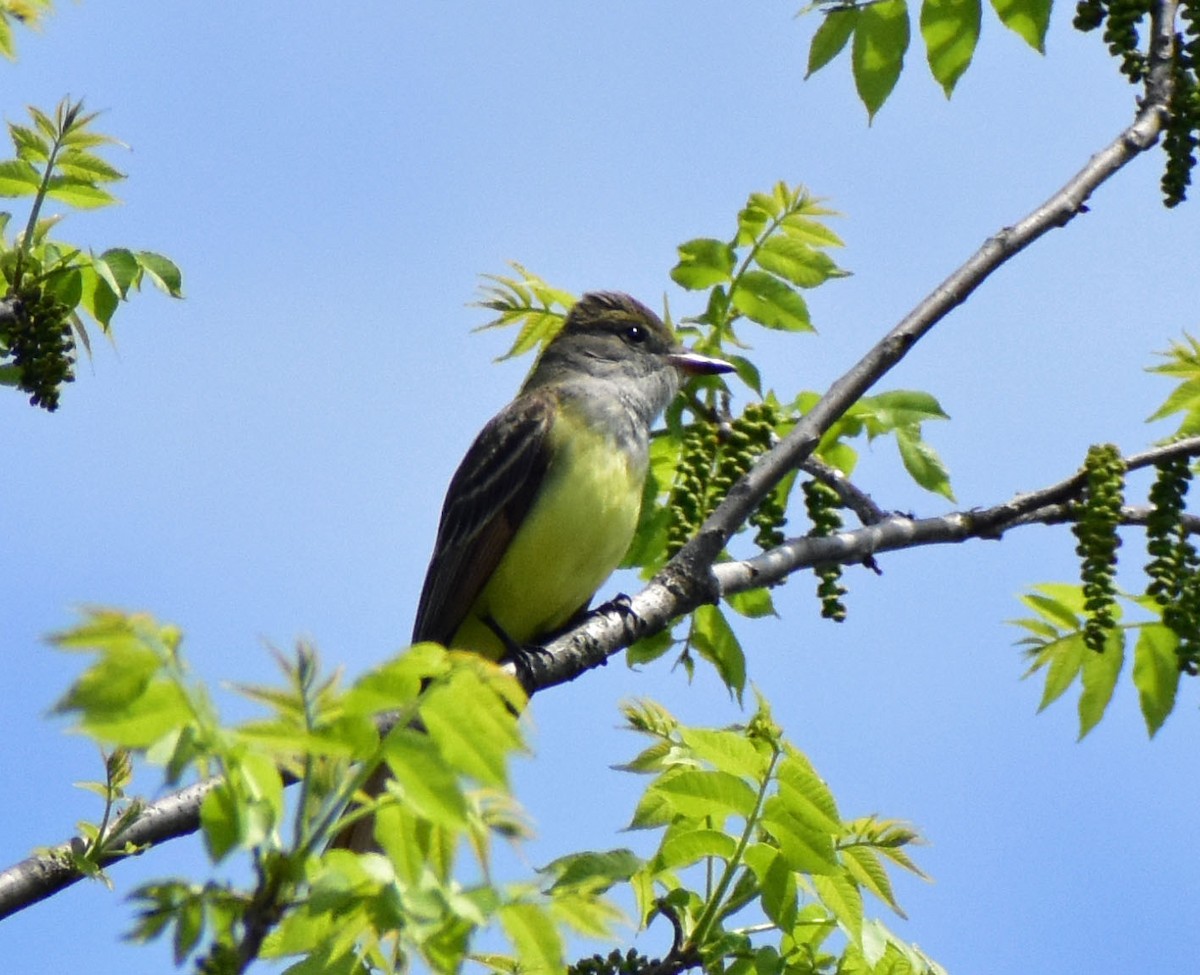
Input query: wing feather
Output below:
<box><xmin>411</xmin><ymin>390</ymin><xmax>555</xmax><ymax>646</ymax></box>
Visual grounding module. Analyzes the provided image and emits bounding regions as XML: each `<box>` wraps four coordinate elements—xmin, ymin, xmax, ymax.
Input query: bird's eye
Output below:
<box><xmin>623</xmin><ymin>324</ymin><xmax>648</xmax><ymax>344</ymax></box>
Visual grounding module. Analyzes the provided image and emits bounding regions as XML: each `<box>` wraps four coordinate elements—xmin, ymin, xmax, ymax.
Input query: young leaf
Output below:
<box><xmin>1029</xmin><ymin>632</ymin><xmax>1086</xmax><ymax>712</ymax></box>
<box><xmin>8</xmin><ymin>123</ymin><xmax>49</xmax><ymax>162</ymax></box>
<box><xmin>840</xmin><ymin>845</ymin><xmax>904</xmax><ymax>917</ymax></box>
<box><xmin>499</xmin><ymin>903</ymin><xmax>563</xmax><ymax>975</ymax></box>
<box><xmin>754</xmin><ymin>235</ymin><xmax>844</xmax><ymax>289</ymax></box>
<box><xmin>0</xmin><ymin>158</ymin><xmax>40</xmax><ymax>196</ymax></box>
<box><xmin>989</xmin><ymin>0</ymin><xmax>1051</xmax><ymax>51</ymax></box>
<box><xmin>852</xmin><ymin>0</ymin><xmax>911</xmax><ymax>120</ymax></box>
<box><xmin>653</xmin><ymin>828</ymin><xmax>739</xmax><ymax>871</ymax></box>
<box><xmin>650</xmin><ymin>768</ymin><xmax>760</xmax><ymax>821</ymax></box>
<box><xmin>895</xmin><ymin>426</ymin><xmax>955</xmax><ymax>500</ymax></box>
<box><xmin>760</xmin><ymin>802</ymin><xmax>839</xmax><ymax>875</ymax></box>
<box><xmin>381</xmin><ymin>727</ymin><xmax>470</xmax><ymax>829</ymax></box>
<box><xmin>680</xmin><ymin>726</ymin><xmax>771</xmax><ymax>779</ymax></box>
<box><xmin>807</xmin><ymin>7</ymin><xmax>859</xmax><ymax>76</ymax></box>
<box><xmin>98</xmin><ymin>247</ymin><xmax>139</xmax><ymax>297</ymax></box>
<box><xmin>742</xmin><ymin>845</ymin><xmax>799</xmax><ymax>930</ymax></box>
<box><xmin>539</xmin><ymin>848</ymin><xmax>643</xmax><ymax>892</ymax></box>
<box><xmin>1077</xmin><ymin>628</ymin><xmax>1125</xmax><ymax>739</ymax></box>
<box><xmin>137</xmin><ymin>250</ymin><xmax>185</xmax><ymax>297</ymax></box>
<box><xmin>691</xmin><ymin>604</ymin><xmax>747</xmax><ymax>697</ymax></box>
<box><xmin>671</xmin><ymin>237</ymin><xmax>737</xmax><ymax>290</ymax></box>
<box><xmin>1131</xmin><ymin>623</ymin><xmax>1180</xmax><ymax>737</ymax></box>
<box><xmin>45</xmin><ymin>176</ymin><xmax>118</xmax><ymax>209</ymax></box>
<box><xmin>920</xmin><ymin>0</ymin><xmax>981</xmax><ymax>95</ymax></box>
<box><xmin>730</xmin><ymin>270</ymin><xmax>812</xmax><ymax>332</ymax></box>
<box><xmin>811</xmin><ymin>870</ymin><xmax>865</xmax><ymax>943</ymax></box>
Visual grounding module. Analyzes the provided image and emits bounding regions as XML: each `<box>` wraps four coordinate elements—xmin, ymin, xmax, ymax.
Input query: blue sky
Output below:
<box><xmin>4</xmin><ymin>2</ymin><xmax>1199</xmax><ymax>972</ymax></box>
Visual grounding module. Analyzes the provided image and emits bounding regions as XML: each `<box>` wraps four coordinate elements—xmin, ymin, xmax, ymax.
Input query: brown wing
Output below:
<box><xmin>411</xmin><ymin>389</ymin><xmax>555</xmax><ymax>647</ymax></box>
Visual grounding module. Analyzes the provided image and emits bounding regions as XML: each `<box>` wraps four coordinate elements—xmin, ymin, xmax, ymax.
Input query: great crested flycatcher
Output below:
<box><xmin>414</xmin><ymin>290</ymin><xmax>733</xmax><ymax>658</ymax></box>
<box><xmin>334</xmin><ymin>291</ymin><xmax>732</xmax><ymax>850</ymax></box>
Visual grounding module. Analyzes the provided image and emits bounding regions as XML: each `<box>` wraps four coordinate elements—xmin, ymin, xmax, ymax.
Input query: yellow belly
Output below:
<box><xmin>451</xmin><ymin>417</ymin><xmax>643</xmax><ymax>659</ymax></box>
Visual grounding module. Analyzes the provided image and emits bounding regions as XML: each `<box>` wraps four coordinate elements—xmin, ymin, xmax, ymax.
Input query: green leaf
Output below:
<box><xmin>381</xmin><ymin>726</ymin><xmax>470</xmax><ymax>828</ymax></box>
<box><xmin>9</xmin><ymin>123</ymin><xmax>49</xmax><ymax>162</ymax></box>
<box><xmin>681</xmin><ymin>726</ymin><xmax>771</xmax><ymax>778</ymax></box>
<box><xmin>725</xmin><ymin>354</ymin><xmax>763</xmax><ymax>396</ymax></box>
<box><xmin>895</xmin><ymin>426</ymin><xmax>955</xmax><ymax>500</ymax></box>
<box><xmin>725</xmin><ymin>586</ymin><xmax>776</xmax><ymax>619</ymax></box>
<box><xmin>691</xmin><ymin>603</ymin><xmax>747</xmax><ymax>697</ymax></box>
<box><xmin>626</xmin><ymin>627</ymin><xmax>675</xmax><ymax>667</ymax></box>
<box><xmin>920</xmin><ymin>0</ymin><xmax>981</xmax><ymax>95</ymax></box>
<box><xmin>841</xmin><ymin>846</ymin><xmax>903</xmax><ymax>917</ymax></box>
<box><xmin>54</xmin><ymin>149</ymin><xmax>125</xmax><ymax>183</ymax></box>
<box><xmin>754</xmin><ymin>235</ymin><xmax>844</xmax><ymax>289</ymax></box>
<box><xmin>671</xmin><ymin>237</ymin><xmax>736</xmax><ymax>290</ymax></box>
<box><xmin>775</xmin><ymin>752</ymin><xmax>841</xmax><ymax>832</ymax></box>
<box><xmin>812</xmin><ymin>870</ymin><xmax>864</xmax><ymax>943</ymax></box>
<box><xmin>98</xmin><ymin>248</ymin><xmax>139</xmax><ymax>298</ymax></box>
<box><xmin>136</xmin><ymin>251</ymin><xmax>184</xmax><ymax>297</ymax></box>
<box><xmin>852</xmin><ymin>0</ymin><xmax>911</xmax><ymax>120</ymax></box>
<box><xmin>780</xmin><ymin>213</ymin><xmax>846</xmax><ymax>249</ymax></box>
<box><xmin>1020</xmin><ymin>584</ymin><xmax>1085</xmax><ymax>630</ymax></box>
<box><xmin>0</xmin><ymin>158</ymin><xmax>41</xmax><ymax>196</ymax></box>
<box><xmin>540</xmin><ymin>848</ymin><xmax>643</xmax><ymax>891</ymax></box>
<box><xmin>761</xmin><ymin>802</ymin><xmax>839</xmax><ymax>875</ymax></box>
<box><xmin>78</xmin><ymin>265</ymin><xmax>119</xmax><ymax>328</ymax></box>
<box><xmin>46</xmin><ymin>267</ymin><xmax>83</xmax><ymax>309</ymax></box>
<box><xmin>1078</xmin><ymin>628</ymin><xmax>1125</xmax><ymax>739</ymax></box>
<box><xmin>651</xmin><ymin>768</ymin><xmax>759</xmax><ymax>821</ymax></box>
<box><xmin>989</xmin><ymin>0</ymin><xmax>1051</xmax><ymax>51</ymax></box>
<box><xmin>627</xmin><ymin>780</ymin><xmax>677</xmax><ymax>829</ymax></box>
<box><xmin>1132</xmin><ymin>624</ymin><xmax>1180</xmax><ymax>737</ymax></box>
<box><xmin>807</xmin><ymin>7</ymin><xmax>859</xmax><ymax>76</ymax></box>
<box><xmin>862</xmin><ymin>389</ymin><xmax>951</xmax><ymax>429</ymax></box>
<box><xmin>730</xmin><ymin>270</ymin><xmax>812</xmax><ymax>332</ymax></box>
<box><xmin>654</xmin><ymin>828</ymin><xmax>738</xmax><ymax>871</ymax></box>
<box><xmin>743</xmin><ymin>845</ymin><xmax>798</xmax><ymax>931</ymax></box>
<box><xmin>29</xmin><ymin>105</ymin><xmax>57</xmax><ymax>140</ymax></box>
<box><xmin>45</xmin><ymin>176</ymin><xmax>118</xmax><ymax>209</ymax></box>
<box><xmin>199</xmin><ymin>780</ymin><xmax>240</xmax><ymax>862</ymax></box>
<box><xmin>419</xmin><ymin>665</ymin><xmax>524</xmax><ymax>787</ymax></box>
<box><xmin>1029</xmin><ymin>632</ymin><xmax>1086</xmax><ymax>711</ymax></box>
<box><xmin>499</xmin><ymin>903</ymin><xmax>563</xmax><ymax>975</ymax></box>
<box><xmin>547</xmin><ymin>890</ymin><xmax>624</xmax><ymax>941</ymax></box>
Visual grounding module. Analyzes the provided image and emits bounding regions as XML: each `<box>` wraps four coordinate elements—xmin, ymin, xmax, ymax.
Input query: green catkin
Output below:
<box><xmin>1072</xmin><ymin>444</ymin><xmax>1126</xmax><ymax>653</ymax></box>
<box><xmin>802</xmin><ymin>478</ymin><xmax>847</xmax><ymax>622</ymax></box>
<box><xmin>1145</xmin><ymin>454</ymin><xmax>1200</xmax><ymax>670</ymax></box>
<box><xmin>665</xmin><ymin>401</ymin><xmax>787</xmax><ymax>559</ymax></box>
<box><xmin>568</xmin><ymin>948</ymin><xmax>659</xmax><ymax>975</ymax></box>
<box><xmin>2</xmin><ymin>281</ymin><xmax>75</xmax><ymax>411</ymax></box>
<box><xmin>666</xmin><ymin>421</ymin><xmax>719</xmax><ymax>559</ymax></box>
<box><xmin>1074</xmin><ymin>0</ymin><xmax>1200</xmax><ymax>205</ymax></box>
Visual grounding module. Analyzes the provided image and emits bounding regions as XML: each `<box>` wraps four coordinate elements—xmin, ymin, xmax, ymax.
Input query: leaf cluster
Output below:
<box><xmin>539</xmin><ymin>697</ymin><xmax>936</xmax><ymax>975</ymax></box>
<box><xmin>1017</xmin><ymin>336</ymin><xmax>1200</xmax><ymax>737</ymax></box>
<box><xmin>0</xmin><ymin>98</ymin><xmax>182</xmax><ymax>410</ymax></box>
<box><xmin>802</xmin><ymin>0</ymin><xmax>1049</xmax><ymax>119</ymax></box>
<box><xmin>50</xmin><ymin>609</ymin><xmax>626</xmax><ymax>974</ymax></box>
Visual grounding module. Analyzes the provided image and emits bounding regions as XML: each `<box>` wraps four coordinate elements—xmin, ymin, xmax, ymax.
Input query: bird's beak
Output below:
<box><xmin>667</xmin><ymin>349</ymin><xmax>736</xmax><ymax>376</ymax></box>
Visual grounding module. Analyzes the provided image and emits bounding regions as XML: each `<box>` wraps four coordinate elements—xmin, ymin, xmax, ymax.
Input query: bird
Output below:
<box><xmin>333</xmin><ymin>291</ymin><xmax>733</xmax><ymax>851</ymax></box>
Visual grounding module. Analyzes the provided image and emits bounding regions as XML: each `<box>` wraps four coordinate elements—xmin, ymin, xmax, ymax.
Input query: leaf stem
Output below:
<box><xmin>687</xmin><ymin>742</ymin><xmax>780</xmax><ymax>950</ymax></box>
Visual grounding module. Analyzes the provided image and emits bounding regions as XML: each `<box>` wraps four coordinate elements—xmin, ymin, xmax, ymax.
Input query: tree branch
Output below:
<box><xmin>0</xmin><ymin>0</ymin><xmax>1183</xmax><ymax>926</ymax></box>
<box><xmin>0</xmin><ymin>778</ymin><xmax>220</xmax><ymax>921</ymax></box>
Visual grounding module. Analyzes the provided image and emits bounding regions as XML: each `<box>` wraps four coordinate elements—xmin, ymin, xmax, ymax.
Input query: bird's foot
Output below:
<box><xmin>482</xmin><ymin>615</ymin><xmax>553</xmax><ymax>687</ymax></box>
<box><xmin>593</xmin><ymin>591</ymin><xmax>636</xmax><ymax>621</ymax></box>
